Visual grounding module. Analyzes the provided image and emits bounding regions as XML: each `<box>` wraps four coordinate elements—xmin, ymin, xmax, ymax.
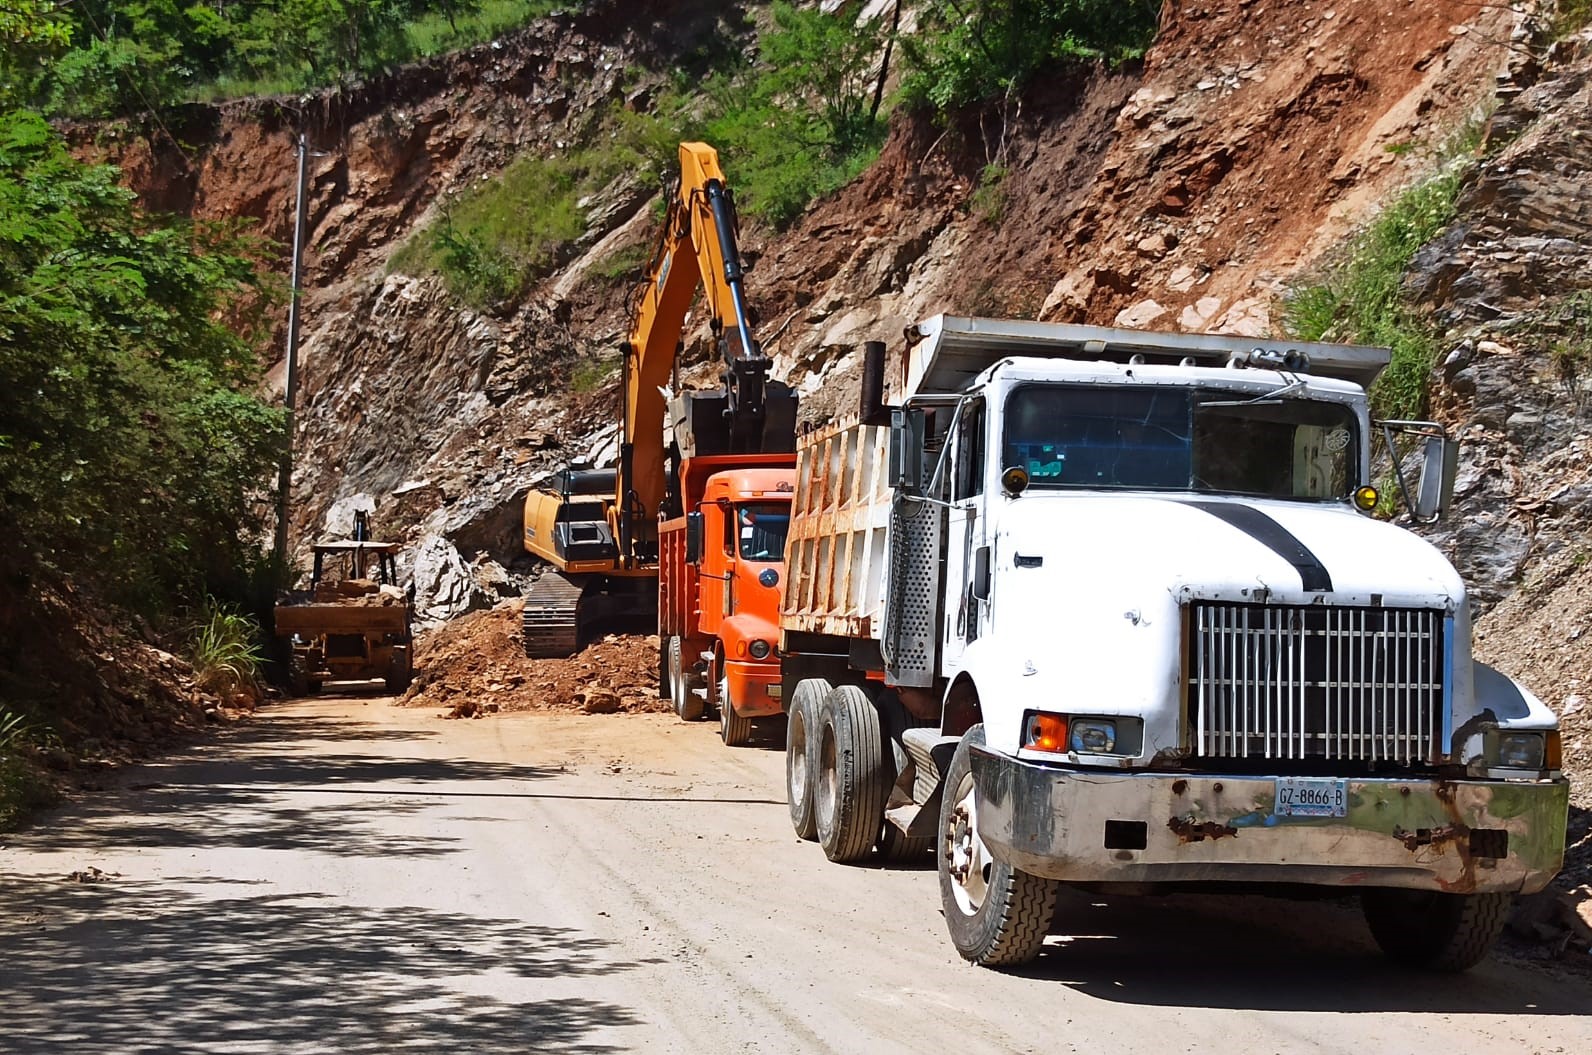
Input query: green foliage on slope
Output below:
<box><xmin>0</xmin><ymin>109</ymin><xmax>284</xmax><ymax>615</ymax></box>
<box><xmin>1285</xmin><ymin>166</ymin><xmax>1465</xmax><ymax>420</ymax></box>
<box><xmin>703</xmin><ymin>1</ymin><xmax>890</xmax><ymax>228</ymax></box>
<box><xmin>901</xmin><ymin>0</ymin><xmax>1161</xmax><ymax>111</ymax></box>
<box><xmin>0</xmin><ymin>1</ymin><xmax>575</xmax><ymax>117</ymax></box>
<box><xmin>389</xmin><ymin>101</ymin><xmax>682</xmax><ymax>307</ymax></box>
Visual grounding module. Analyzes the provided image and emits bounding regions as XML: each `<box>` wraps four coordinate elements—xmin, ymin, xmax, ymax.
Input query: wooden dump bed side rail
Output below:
<box><xmin>780</xmin><ymin>417</ymin><xmax>891</xmax><ymax>642</ymax></box>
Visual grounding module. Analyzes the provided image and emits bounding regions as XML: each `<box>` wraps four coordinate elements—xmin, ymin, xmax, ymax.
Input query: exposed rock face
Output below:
<box><xmin>86</xmin><ymin>1</ymin><xmax>1569</xmax><ymax>637</ymax></box>
<box><xmin>1415</xmin><ymin>41</ymin><xmax>1592</xmax><ymax>618</ymax></box>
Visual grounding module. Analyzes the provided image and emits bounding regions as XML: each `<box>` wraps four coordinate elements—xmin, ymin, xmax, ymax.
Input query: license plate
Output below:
<box><xmin>1274</xmin><ymin>777</ymin><xmax>1347</xmax><ymax>818</ymax></box>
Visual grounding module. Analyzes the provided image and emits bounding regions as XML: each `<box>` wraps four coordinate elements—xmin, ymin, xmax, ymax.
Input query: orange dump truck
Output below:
<box><xmin>659</xmin><ymin>460</ymin><xmax>794</xmax><ymax>745</ymax></box>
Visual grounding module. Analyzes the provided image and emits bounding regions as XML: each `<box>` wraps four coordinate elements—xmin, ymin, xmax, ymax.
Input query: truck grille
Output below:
<box><xmin>1188</xmin><ymin>602</ymin><xmax>1445</xmax><ymax>765</ymax></box>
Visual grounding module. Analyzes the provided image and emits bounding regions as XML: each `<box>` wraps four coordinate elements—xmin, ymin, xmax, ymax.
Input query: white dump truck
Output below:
<box><xmin>778</xmin><ymin>315</ymin><xmax>1568</xmax><ymax>971</ymax></box>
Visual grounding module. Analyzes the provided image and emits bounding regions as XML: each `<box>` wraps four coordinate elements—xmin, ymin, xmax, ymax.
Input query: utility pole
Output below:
<box><xmin>273</xmin><ymin>133</ymin><xmax>310</xmax><ymax>581</ymax></box>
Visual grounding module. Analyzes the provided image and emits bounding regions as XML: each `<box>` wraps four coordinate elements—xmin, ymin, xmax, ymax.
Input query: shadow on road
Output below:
<box><xmin>5</xmin><ymin>710</ymin><xmax>558</xmax><ymax>858</ymax></box>
<box><xmin>0</xmin><ymin>878</ymin><xmax>646</xmax><ymax>1054</ymax></box>
<box><xmin>1010</xmin><ymin>890</ymin><xmax>1591</xmax><ymax>1013</ymax></box>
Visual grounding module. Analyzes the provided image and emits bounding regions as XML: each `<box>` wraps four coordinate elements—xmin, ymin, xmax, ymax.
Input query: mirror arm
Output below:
<box><xmin>1380</xmin><ymin>422</ymin><xmax>1418</xmax><ymax>521</ymax></box>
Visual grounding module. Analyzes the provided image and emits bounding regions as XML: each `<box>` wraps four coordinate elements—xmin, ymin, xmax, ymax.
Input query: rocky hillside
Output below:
<box><xmin>83</xmin><ymin>1</ymin><xmax>1590</xmax><ymax>799</ymax></box>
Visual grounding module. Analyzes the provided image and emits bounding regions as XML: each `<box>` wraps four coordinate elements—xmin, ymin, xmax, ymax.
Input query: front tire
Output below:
<box><xmin>719</xmin><ymin>673</ymin><xmax>753</xmax><ymax>746</ymax></box>
<box><xmin>938</xmin><ymin>725</ymin><xmax>1058</xmax><ymax>967</ymax></box>
<box><xmin>1361</xmin><ymin>889</ymin><xmax>1510</xmax><ymax>972</ymax></box>
<box><xmin>814</xmin><ymin>685</ymin><xmax>888</xmax><ymax>863</ymax></box>
<box><xmin>786</xmin><ymin>679</ymin><xmax>829</xmax><ymax>840</ymax></box>
<box><xmin>384</xmin><ymin>645</ymin><xmax>412</xmax><ymax>694</ymax></box>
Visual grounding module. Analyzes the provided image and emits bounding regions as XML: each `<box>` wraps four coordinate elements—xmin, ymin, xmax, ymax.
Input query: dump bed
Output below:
<box><xmin>892</xmin><ymin>315</ymin><xmax>1391</xmax><ymax>401</ymax></box>
<box><xmin>781</xmin><ymin>316</ymin><xmax>1390</xmax><ymax>650</ymax></box>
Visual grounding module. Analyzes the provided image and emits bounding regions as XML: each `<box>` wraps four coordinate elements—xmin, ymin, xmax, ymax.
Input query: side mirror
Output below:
<box><xmin>1413</xmin><ymin>431</ymin><xmax>1459</xmax><ymax>521</ymax></box>
<box><xmin>1378</xmin><ymin>420</ymin><xmax>1459</xmax><ymax>523</ymax></box>
<box><xmin>685</xmin><ymin>511</ymin><xmax>704</xmax><ymax>564</ymax></box>
<box><xmin>889</xmin><ymin>407</ymin><xmax>926</xmax><ymax>496</ymax></box>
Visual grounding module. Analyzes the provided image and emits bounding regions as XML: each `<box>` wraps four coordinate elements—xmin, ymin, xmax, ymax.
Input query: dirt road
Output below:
<box><xmin>1</xmin><ymin>697</ymin><xmax>1587</xmax><ymax>1054</ymax></box>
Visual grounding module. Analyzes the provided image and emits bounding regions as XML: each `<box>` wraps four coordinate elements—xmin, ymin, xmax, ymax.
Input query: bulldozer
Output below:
<box><xmin>273</xmin><ymin>511</ymin><xmax>415</xmax><ymax>695</ymax></box>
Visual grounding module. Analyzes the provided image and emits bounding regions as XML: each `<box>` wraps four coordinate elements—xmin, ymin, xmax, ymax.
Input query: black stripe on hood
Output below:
<box><xmin>1180</xmin><ymin>500</ymin><xmax>1333</xmax><ymax>592</ymax></box>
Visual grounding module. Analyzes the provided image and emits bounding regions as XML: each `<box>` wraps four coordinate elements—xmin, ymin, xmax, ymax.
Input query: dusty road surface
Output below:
<box><xmin>1</xmin><ymin>697</ymin><xmax>1588</xmax><ymax>1054</ymax></box>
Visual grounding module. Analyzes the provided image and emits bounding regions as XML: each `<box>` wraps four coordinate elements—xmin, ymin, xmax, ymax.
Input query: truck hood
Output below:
<box><xmin>995</xmin><ymin>492</ymin><xmax>1464</xmax><ymax>611</ymax></box>
<box><xmin>962</xmin><ymin>493</ymin><xmax>1519</xmax><ymax>763</ymax></box>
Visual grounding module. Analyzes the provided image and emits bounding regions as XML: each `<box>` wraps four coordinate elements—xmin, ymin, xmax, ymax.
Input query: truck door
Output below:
<box><xmin>941</xmin><ymin>397</ymin><xmax>986</xmax><ymax>675</ymax></box>
<box><xmin>697</xmin><ymin>502</ymin><xmax>732</xmax><ymax>634</ymax></box>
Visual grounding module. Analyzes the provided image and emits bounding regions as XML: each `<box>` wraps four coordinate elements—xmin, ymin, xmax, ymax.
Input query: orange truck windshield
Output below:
<box><xmin>737</xmin><ymin>503</ymin><xmax>789</xmax><ymax>561</ymax></box>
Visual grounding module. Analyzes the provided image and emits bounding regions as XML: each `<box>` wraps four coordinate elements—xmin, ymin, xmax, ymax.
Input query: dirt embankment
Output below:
<box><xmin>398</xmin><ymin>600</ymin><xmax>665</xmax><ymax>719</ymax></box>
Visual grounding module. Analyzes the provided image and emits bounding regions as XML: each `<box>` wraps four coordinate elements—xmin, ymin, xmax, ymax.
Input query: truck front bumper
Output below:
<box><xmin>969</xmin><ymin>746</ymin><xmax>1569</xmax><ymax>895</ymax></box>
<box><xmin>723</xmin><ymin>659</ymin><xmax>782</xmax><ymax>718</ymax></box>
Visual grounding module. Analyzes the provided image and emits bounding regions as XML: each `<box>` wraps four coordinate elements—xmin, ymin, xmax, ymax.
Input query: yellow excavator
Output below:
<box><xmin>520</xmin><ymin>142</ymin><xmax>797</xmax><ymax>657</ymax></box>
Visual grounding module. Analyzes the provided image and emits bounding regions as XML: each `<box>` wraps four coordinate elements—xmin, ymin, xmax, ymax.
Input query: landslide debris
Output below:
<box><xmin>398</xmin><ymin>600</ymin><xmax>667</xmax><ymax>718</ymax></box>
<box><xmin>0</xmin><ymin>583</ymin><xmax>253</xmax><ymax>829</ymax></box>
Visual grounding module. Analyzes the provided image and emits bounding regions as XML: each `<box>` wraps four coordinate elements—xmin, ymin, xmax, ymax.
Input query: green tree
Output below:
<box><xmin>0</xmin><ymin>109</ymin><xmax>283</xmax><ymax>611</ymax></box>
<box><xmin>904</xmin><ymin>0</ymin><xmax>1161</xmax><ymax>110</ymax></box>
<box><xmin>0</xmin><ymin>0</ymin><xmax>71</xmax><ymax>47</ymax></box>
<box><xmin>705</xmin><ymin>2</ymin><xmax>889</xmax><ymax>227</ymax></box>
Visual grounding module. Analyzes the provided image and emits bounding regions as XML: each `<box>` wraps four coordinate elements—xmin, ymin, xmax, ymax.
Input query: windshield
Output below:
<box><xmin>737</xmin><ymin>503</ymin><xmax>789</xmax><ymax>561</ymax></box>
<box><xmin>1002</xmin><ymin>384</ymin><xmax>1358</xmax><ymax>500</ymax></box>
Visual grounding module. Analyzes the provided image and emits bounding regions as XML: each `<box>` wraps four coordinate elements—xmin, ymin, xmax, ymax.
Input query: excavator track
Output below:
<box><xmin>521</xmin><ymin>572</ymin><xmax>588</xmax><ymax>658</ymax></box>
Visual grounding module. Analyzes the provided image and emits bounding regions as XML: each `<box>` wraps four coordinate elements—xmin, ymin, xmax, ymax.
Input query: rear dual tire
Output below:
<box><xmin>814</xmin><ymin>685</ymin><xmax>889</xmax><ymax>863</ymax></box>
<box><xmin>666</xmin><ymin>636</ymin><xmax>704</xmax><ymax>722</ymax></box>
<box><xmin>785</xmin><ymin>679</ymin><xmax>829</xmax><ymax>840</ymax></box>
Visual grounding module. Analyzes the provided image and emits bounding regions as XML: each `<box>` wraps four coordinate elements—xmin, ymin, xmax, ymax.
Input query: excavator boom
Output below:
<box><xmin>520</xmin><ymin>142</ymin><xmax>796</xmax><ymax>657</ymax></box>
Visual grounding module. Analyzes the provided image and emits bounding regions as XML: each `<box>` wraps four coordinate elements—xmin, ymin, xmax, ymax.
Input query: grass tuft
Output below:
<box><xmin>191</xmin><ymin>599</ymin><xmax>265</xmax><ymax>702</ymax></box>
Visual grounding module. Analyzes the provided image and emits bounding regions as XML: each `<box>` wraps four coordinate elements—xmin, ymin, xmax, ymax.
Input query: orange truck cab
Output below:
<box><xmin>659</xmin><ymin>460</ymin><xmax>794</xmax><ymax>745</ymax></box>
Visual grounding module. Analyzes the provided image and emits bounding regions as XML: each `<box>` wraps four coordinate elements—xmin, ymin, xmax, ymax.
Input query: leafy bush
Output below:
<box><xmin>902</xmin><ymin>0</ymin><xmax>1162</xmax><ymax>112</ymax></box>
<box><xmin>1553</xmin><ymin>0</ymin><xmax>1592</xmax><ymax>38</ymax></box>
<box><xmin>191</xmin><ymin>600</ymin><xmax>266</xmax><ymax>701</ymax></box>
<box><xmin>391</xmin><ymin>98</ymin><xmax>689</xmax><ymax>305</ymax></box>
<box><xmin>705</xmin><ymin>2</ymin><xmax>890</xmax><ymax>227</ymax></box>
<box><xmin>0</xmin><ymin>706</ymin><xmax>58</xmax><ymax>830</ymax></box>
<box><xmin>1284</xmin><ymin>165</ymin><xmax>1466</xmax><ymax>420</ymax></box>
<box><xmin>2</xmin><ymin>1</ymin><xmax>578</xmax><ymax>117</ymax></box>
<box><xmin>0</xmin><ymin>109</ymin><xmax>283</xmax><ymax>614</ymax></box>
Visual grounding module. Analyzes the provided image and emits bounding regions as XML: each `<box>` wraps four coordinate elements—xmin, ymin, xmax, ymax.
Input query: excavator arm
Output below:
<box><xmin>617</xmin><ymin>142</ymin><xmax>792</xmax><ymax>567</ymax></box>
<box><xmin>519</xmin><ymin>142</ymin><xmax>795</xmax><ymax>658</ymax></box>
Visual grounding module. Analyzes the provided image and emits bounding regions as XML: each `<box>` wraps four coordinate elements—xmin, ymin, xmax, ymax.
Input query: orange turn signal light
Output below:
<box><xmin>1546</xmin><ymin>730</ymin><xmax>1563</xmax><ymax>771</ymax></box>
<box><xmin>1353</xmin><ymin>485</ymin><xmax>1379</xmax><ymax>511</ymax></box>
<box><xmin>1023</xmin><ymin>712</ymin><xmax>1068</xmax><ymax>754</ymax></box>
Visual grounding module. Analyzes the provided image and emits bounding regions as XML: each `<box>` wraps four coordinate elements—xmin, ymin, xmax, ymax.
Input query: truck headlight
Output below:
<box><xmin>1022</xmin><ymin>712</ymin><xmax>1143</xmax><ymax>757</ymax></box>
<box><xmin>748</xmin><ymin>639</ymin><xmax>772</xmax><ymax>660</ymax></box>
<box><xmin>1070</xmin><ymin>719</ymin><xmax>1116</xmax><ymax>754</ymax></box>
<box><xmin>1494</xmin><ymin>731</ymin><xmax>1546</xmax><ymax>770</ymax></box>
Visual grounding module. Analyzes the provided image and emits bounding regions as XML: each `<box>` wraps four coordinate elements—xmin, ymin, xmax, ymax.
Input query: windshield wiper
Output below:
<box><xmin>1197</xmin><ymin>379</ymin><xmax>1308</xmax><ymax>408</ymax></box>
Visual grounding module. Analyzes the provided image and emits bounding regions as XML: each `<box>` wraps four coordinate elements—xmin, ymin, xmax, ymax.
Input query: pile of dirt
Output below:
<box><xmin>0</xmin><ymin>581</ymin><xmax>249</xmax><ymax>828</ymax></box>
<box><xmin>398</xmin><ymin>599</ymin><xmax>667</xmax><ymax>718</ymax></box>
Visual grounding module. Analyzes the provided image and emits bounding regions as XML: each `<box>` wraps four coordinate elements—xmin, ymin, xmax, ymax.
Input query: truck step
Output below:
<box><xmin>903</xmin><ymin>727</ymin><xmax>961</xmax><ymax>806</ymax></box>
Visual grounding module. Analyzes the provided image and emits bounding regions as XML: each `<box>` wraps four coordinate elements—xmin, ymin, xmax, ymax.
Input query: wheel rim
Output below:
<box><xmin>669</xmin><ymin>640</ymin><xmax>686</xmax><ymax>718</ymax></box>
<box><xmin>788</xmin><ymin>708</ymin><xmax>808</xmax><ymax>805</ymax></box>
<box><xmin>945</xmin><ymin>771</ymin><xmax>992</xmax><ymax>916</ymax></box>
<box><xmin>719</xmin><ymin>675</ymin><xmax>732</xmax><ymax>738</ymax></box>
<box><xmin>816</xmin><ymin>722</ymin><xmax>837</xmax><ymax>826</ymax></box>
